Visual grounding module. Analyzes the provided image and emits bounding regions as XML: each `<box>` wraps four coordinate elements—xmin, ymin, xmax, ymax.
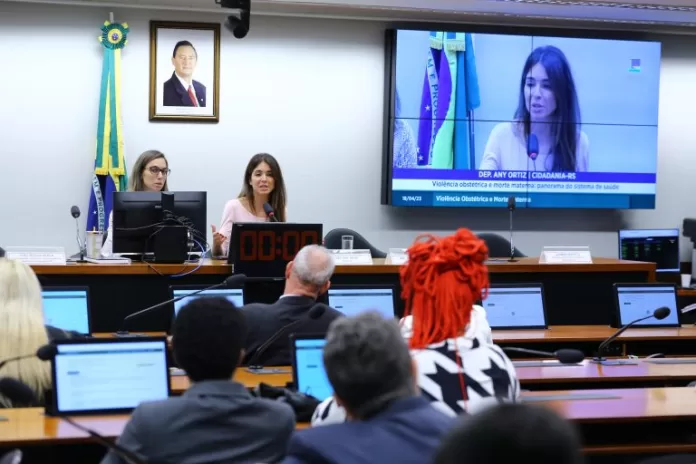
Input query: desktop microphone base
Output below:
<box><xmin>590</xmin><ymin>358</ymin><xmax>639</xmax><ymax>366</ymax></box>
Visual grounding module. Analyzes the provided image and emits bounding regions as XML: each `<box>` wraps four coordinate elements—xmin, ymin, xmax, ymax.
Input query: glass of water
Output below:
<box><xmin>341</xmin><ymin>235</ymin><xmax>354</xmax><ymax>250</ymax></box>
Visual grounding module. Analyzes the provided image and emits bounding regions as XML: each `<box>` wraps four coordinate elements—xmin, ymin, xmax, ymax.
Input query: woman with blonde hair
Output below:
<box><xmin>0</xmin><ymin>258</ymin><xmax>52</xmax><ymax>407</ymax></box>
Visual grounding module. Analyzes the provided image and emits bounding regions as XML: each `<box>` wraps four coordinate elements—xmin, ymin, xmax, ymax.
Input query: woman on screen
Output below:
<box><xmin>311</xmin><ymin>229</ymin><xmax>520</xmax><ymax>425</ymax></box>
<box><xmin>101</xmin><ymin>150</ymin><xmax>170</xmax><ymax>257</ymax></box>
<box><xmin>479</xmin><ymin>46</ymin><xmax>589</xmax><ymax>172</ymax></box>
<box><xmin>0</xmin><ymin>259</ymin><xmax>79</xmax><ymax>407</ymax></box>
<box><xmin>211</xmin><ymin>153</ymin><xmax>288</xmax><ymax>258</ymax></box>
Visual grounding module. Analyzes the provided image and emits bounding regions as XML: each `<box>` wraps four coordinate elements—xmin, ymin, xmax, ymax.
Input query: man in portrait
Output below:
<box><xmin>163</xmin><ymin>40</ymin><xmax>207</xmax><ymax>107</ymax></box>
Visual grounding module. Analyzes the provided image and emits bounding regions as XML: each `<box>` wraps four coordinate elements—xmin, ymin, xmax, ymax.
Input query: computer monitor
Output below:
<box><xmin>482</xmin><ymin>283</ymin><xmax>547</xmax><ymax>330</ymax></box>
<box><xmin>49</xmin><ymin>337</ymin><xmax>170</xmax><ymax>415</ymax></box>
<box><xmin>41</xmin><ymin>287</ymin><xmax>91</xmax><ymax>335</ymax></box>
<box><xmin>290</xmin><ymin>334</ymin><xmax>332</xmax><ymax>401</ymax></box>
<box><xmin>613</xmin><ymin>283</ymin><xmax>680</xmax><ymax>328</ymax></box>
<box><xmin>618</xmin><ymin>229</ymin><xmax>680</xmax><ymax>273</ymax></box>
<box><xmin>170</xmin><ymin>285</ymin><xmax>245</xmax><ymax>317</ymax></box>
<box><xmin>326</xmin><ymin>285</ymin><xmax>396</xmax><ymax>319</ymax></box>
<box><xmin>112</xmin><ymin>191</ymin><xmax>207</xmax><ymax>260</ymax></box>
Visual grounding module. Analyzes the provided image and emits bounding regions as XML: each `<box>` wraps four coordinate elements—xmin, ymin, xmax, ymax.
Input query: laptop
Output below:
<box><xmin>41</xmin><ymin>287</ymin><xmax>91</xmax><ymax>335</ymax></box>
<box><xmin>613</xmin><ymin>283</ymin><xmax>681</xmax><ymax>328</ymax></box>
<box><xmin>290</xmin><ymin>334</ymin><xmax>332</xmax><ymax>401</ymax></box>
<box><xmin>170</xmin><ymin>285</ymin><xmax>245</xmax><ymax>319</ymax></box>
<box><xmin>326</xmin><ymin>285</ymin><xmax>397</xmax><ymax>319</ymax></box>
<box><xmin>482</xmin><ymin>283</ymin><xmax>548</xmax><ymax>330</ymax></box>
<box><xmin>49</xmin><ymin>337</ymin><xmax>170</xmax><ymax>415</ymax></box>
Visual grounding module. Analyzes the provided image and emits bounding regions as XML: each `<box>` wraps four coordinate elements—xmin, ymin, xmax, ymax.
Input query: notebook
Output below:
<box><xmin>613</xmin><ymin>283</ymin><xmax>680</xmax><ymax>327</ymax></box>
<box><xmin>482</xmin><ymin>283</ymin><xmax>548</xmax><ymax>329</ymax></box>
<box><xmin>41</xmin><ymin>287</ymin><xmax>91</xmax><ymax>335</ymax></box>
<box><xmin>50</xmin><ymin>337</ymin><xmax>170</xmax><ymax>415</ymax></box>
<box><xmin>326</xmin><ymin>285</ymin><xmax>396</xmax><ymax>319</ymax></box>
<box><xmin>290</xmin><ymin>334</ymin><xmax>332</xmax><ymax>401</ymax></box>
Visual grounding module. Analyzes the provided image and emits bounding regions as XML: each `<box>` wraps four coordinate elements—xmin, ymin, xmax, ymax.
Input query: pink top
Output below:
<box><xmin>218</xmin><ymin>198</ymin><xmax>267</xmax><ymax>256</ymax></box>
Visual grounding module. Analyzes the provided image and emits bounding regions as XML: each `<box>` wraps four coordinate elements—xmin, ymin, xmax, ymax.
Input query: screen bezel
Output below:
<box><xmin>617</xmin><ymin>228</ymin><xmax>680</xmax><ymax>273</ymax></box>
<box><xmin>41</xmin><ymin>286</ymin><xmax>92</xmax><ymax>335</ymax></box>
<box><xmin>290</xmin><ymin>333</ymin><xmax>330</xmax><ymax>400</ymax></box>
<box><xmin>381</xmin><ymin>25</ymin><xmax>661</xmax><ymax>209</ymax></box>
<box><xmin>49</xmin><ymin>336</ymin><xmax>171</xmax><ymax>416</ymax></box>
<box><xmin>323</xmin><ymin>284</ymin><xmax>399</xmax><ymax>319</ymax></box>
<box><xmin>483</xmin><ymin>282</ymin><xmax>548</xmax><ymax>330</ymax></box>
<box><xmin>169</xmin><ymin>284</ymin><xmax>246</xmax><ymax>323</ymax></box>
<box><xmin>612</xmin><ymin>283</ymin><xmax>681</xmax><ymax>328</ymax></box>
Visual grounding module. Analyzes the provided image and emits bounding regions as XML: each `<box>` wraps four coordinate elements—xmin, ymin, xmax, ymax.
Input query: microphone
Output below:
<box><xmin>0</xmin><ymin>377</ymin><xmax>38</xmax><ymax>407</ymax></box>
<box><xmin>507</xmin><ymin>196</ymin><xmax>517</xmax><ymax>262</ymax></box>
<box><xmin>592</xmin><ymin>306</ymin><xmax>671</xmax><ymax>365</ymax></box>
<box><xmin>115</xmin><ymin>274</ymin><xmax>246</xmax><ymax>336</ymax></box>
<box><xmin>70</xmin><ymin>205</ymin><xmax>87</xmax><ymax>262</ymax></box>
<box><xmin>503</xmin><ymin>347</ymin><xmax>584</xmax><ymax>365</ymax></box>
<box><xmin>59</xmin><ymin>415</ymin><xmax>147</xmax><ymax>464</ymax></box>
<box><xmin>0</xmin><ymin>344</ymin><xmax>57</xmax><ymax>371</ymax></box>
<box><xmin>263</xmin><ymin>203</ymin><xmax>278</xmax><ymax>222</ymax></box>
<box><xmin>246</xmin><ymin>304</ymin><xmax>326</xmax><ymax>373</ymax></box>
<box><xmin>527</xmin><ymin>133</ymin><xmax>539</xmax><ymax>161</ymax></box>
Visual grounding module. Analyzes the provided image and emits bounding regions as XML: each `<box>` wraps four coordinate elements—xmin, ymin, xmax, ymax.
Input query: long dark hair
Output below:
<box><xmin>238</xmin><ymin>153</ymin><xmax>287</xmax><ymax>222</ymax></box>
<box><xmin>514</xmin><ymin>46</ymin><xmax>581</xmax><ymax>172</ymax></box>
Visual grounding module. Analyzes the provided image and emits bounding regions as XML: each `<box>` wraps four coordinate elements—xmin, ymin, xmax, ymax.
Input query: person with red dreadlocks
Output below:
<box><xmin>311</xmin><ymin>228</ymin><xmax>520</xmax><ymax>425</ymax></box>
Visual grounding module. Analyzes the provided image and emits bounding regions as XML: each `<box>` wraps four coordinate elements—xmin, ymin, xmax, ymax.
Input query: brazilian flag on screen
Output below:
<box><xmin>87</xmin><ymin>20</ymin><xmax>129</xmax><ymax>233</ymax></box>
<box><xmin>417</xmin><ymin>32</ymin><xmax>481</xmax><ymax>169</ymax></box>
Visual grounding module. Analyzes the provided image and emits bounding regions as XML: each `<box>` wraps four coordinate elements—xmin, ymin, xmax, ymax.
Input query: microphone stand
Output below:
<box><xmin>508</xmin><ymin>203</ymin><xmax>517</xmax><ymax>262</ymax></box>
<box><xmin>592</xmin><ymin>314</ymin><xmax>656</xmax><ymax>366</ymax></box>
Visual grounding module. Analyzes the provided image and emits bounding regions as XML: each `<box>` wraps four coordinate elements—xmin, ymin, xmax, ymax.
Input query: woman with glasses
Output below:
<box><xmin>100</xmin><ymin>150</ymin><xmax>170</xmax><ymax>257</ymax></box>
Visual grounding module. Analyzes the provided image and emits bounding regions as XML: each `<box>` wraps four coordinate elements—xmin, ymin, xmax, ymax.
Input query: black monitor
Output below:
<box><xmin>618</xmin><ymin>229</ymin><xmax>680</xmax><ymax>273</ymax></box>
<box><xmin>112</xmin><ymin>191</ymin><xmax>207</xmax><ymax>262</ymax></box>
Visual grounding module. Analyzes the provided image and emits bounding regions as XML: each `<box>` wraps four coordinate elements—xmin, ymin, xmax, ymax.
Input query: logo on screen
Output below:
<box><xmin>629</xmin><ymin>59</ymin><xmax>641</xmax><ymax>72</ymax></box>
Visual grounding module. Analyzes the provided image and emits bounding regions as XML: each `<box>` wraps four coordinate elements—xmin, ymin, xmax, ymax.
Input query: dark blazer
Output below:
<box><xmin>243</xmin><ymin>296</ymin><xmax>344</xmax><ymax>367</ymax></box>
<box><xmin>282</xmin><ymin>397</ymin><xmax>456</xmax><ymax>464</ymax></box>
<box><xmin>162</xmin><ymin>72</ymin><xmax>206</xmax><ymax>107</ymax></box>
<box><xmin>100</xmin><ymin>380</ymin><xmax>295</xmax><ymax>464</ymax></box>
<box><xmin>46</xmin><ymin>325</ymin><xmax>83</xmax><ymax>341</ymax></box>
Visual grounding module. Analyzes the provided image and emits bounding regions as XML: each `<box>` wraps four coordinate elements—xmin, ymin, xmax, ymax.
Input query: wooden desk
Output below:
<box><xmin>34</xmin><ymin>258</ymin><xmax>654</xmax><ymax>332</ymax></box>
<box><xmin>3</xmin><ymin>388</ymin><xmax>695</xmax><ymax>457</ymax></box>
<box><xmin>493</xmin><ymin>325</ymin><xmax>696</xmax><ymax>343</ymax></box>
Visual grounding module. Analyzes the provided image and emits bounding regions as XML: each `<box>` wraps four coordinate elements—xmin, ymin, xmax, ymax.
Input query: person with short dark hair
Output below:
<box><xmin>434</xmin><ymin>402</ymin><xmax>584</xmax><ymax>464</ymax></box>
<box><xmin>162</xmin><ymin>40</ymin><xmax>207</xmax><ymax>107</ymax></box>
<box><xmin>101</xmin><ymin>297</ymin><xmax>295</xmax><ymax>464</ymax></box>
<box><xmin>282</xmin><ymin>312</ymin><xmax>456</xmax><ymax>464</ymax></box>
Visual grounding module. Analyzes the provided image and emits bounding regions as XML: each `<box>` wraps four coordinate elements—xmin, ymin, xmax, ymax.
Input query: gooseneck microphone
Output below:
<box><xmin>70</xmin><ymin>205</ymin><xmax>88</xmax><ymax>262</ymax></box>
<box><xmin>527</xmin><ymin>133</ymin><xmax>539</xmax><ymax>160</ymax></box>
<box><xmin>263</xmin><ymin>203</ymin><xmax>278</xmax><ymax>222</ymax></box>
<box><xmin>592</xmin><ymin>306</ymin><xmax>671</xmax><ymax>365</ymax></box>
<box><xmin>246</xmin><ymin>304</ymin><xmax>326</xmax><ymax>373</ymax></box>
<box><xmin>0</xmin><ymin>344</ymin><xmax>57</xmax><ymax>371</ymax></box>
<box><xmin>115</xmin><ymin>274</ymin><xmax>247</xmax><ymax>336</ymax></box>
<box><xmin>507</xmin><ymin>196</ymin><xmax>517</xmax><ymax>262</ymax></box>
<box><xmin>503</xmin><ymin>347</ymin><xmax>584</xmax><ymax>365</ymax></box>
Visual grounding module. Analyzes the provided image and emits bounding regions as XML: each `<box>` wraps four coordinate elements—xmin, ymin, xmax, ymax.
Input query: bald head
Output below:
<box><xmin>285</xmin><ymin>245</ymin><xmax>335</xmax><ymax>297</ymax></box>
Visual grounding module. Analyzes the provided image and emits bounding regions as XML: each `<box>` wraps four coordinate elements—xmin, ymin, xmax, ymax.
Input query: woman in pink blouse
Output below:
<box><xmin>211</xmin><ymin>153</ymin><xmax>288</xmax><ymax>257</ymax></box>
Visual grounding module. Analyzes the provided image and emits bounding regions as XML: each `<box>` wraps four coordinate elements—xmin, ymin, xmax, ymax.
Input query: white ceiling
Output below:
<box><xmin>5</xmin><ymin>0</ymin><xmax>696</xmax><ymax>33</ymax></box>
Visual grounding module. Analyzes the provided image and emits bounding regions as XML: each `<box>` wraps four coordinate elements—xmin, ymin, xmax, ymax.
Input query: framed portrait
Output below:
<box><xmin>149</xmin><ymin>21</ymin><xmax>220</xmax><ymax>122</ymax></box>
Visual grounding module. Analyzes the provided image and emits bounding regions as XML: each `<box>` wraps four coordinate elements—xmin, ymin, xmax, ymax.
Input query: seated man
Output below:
<box><xmin>101</xmin><ymin>297</ymin><xmax>295</xmax><ymax>464</ymax></box>
<box><xmin>434</xmin><ymin>403</ymin><xmax>584</xmax><ymax>464</ymax></box>
<box><xmin>283</xmin><ymin>312</ymin><xmax>456</xmax><ymax>464</ymax></box>
<box><xmin>243</xmin><ymin>244</ymin><xmax>343</xmax><ymax>366</ymax></box>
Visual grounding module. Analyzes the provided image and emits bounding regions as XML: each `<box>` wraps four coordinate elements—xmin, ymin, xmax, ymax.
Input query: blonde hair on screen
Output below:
<box><xmin>0</xmin><ymin>258</ymin><xmax>51</xmax><ymax>406</ymax></box>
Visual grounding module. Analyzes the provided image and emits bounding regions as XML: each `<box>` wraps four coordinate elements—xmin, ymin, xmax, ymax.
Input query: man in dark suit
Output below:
<box><xmin>282</xmin><ymin>313</ymin><xmax>456</xmax><ymax>464</ymax></box>
<box><xmin>162</xmin><ymin>40</ymin><xmax>206</xmax><ymax>107</ymax></box>
<box><xmin>101</xmin><ymin>297</ymin><xmax>295</xmax><ymax>464</ymax></box>
<box><xmin>243</xmin><ymin>244</ymin><xmax>344</xmax><ymax>367</ymax></box>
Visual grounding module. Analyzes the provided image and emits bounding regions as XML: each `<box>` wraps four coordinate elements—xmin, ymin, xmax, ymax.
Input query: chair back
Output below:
<box><xmin>324</xmin><ymin>228</ymin><xmax>386</xmax><ymax>258</ymax></box>
<box><xmin>477</xmin><ymin>233</ymin><xmax>526</xmax><ymax>258</ymax></box>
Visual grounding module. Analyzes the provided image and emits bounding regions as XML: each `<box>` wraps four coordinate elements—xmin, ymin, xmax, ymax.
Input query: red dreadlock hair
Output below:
<box><xmin>400</xmin><ymin>228</ymin><xmax>490</xmax><ymax>350</ymax></box>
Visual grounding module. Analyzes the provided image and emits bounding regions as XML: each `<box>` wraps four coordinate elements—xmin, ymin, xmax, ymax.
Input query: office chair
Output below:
<box><xmin>477</xmin><ymin>233</ymin><xmax>526</xmax><ymax>259</ymax></box>
<box><xmin>324</xmin><ymin>228</ymin><xmax>387</xmax><ymax>258</ymax></box>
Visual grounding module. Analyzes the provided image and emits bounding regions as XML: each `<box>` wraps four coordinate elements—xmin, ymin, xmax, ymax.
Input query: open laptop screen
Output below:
<box><xmin>483</xmin><ymin>284</ymin><xmax>547</xmax><ymax>329</ymax></box>
<box><xmin>292</xmin><ymin>337</ymin><xmax>332</xmax><ymax>401</ymax></box>
<box><xmin>51</xmin><ymin>338</ymin><xmax>170</xmax><ymax>414</ymax></box>
<box><xmin>41</xmin><ymin>288</ymin><xmax>90</xmax><ymax>334</ymax></box>
<box><xmin>614</xmin><ymin>284</ymin><xmax>680</xmax><ymax>327</ymax></box>
<box><xmin>327</xmin><ymin>287</ymin><xmax>396</xmax><ymax>319</ymax></box>
<box><xmin>172</xmin><ymin>288</ymin><xmax>245</xmax><ymax>316</ymax></box>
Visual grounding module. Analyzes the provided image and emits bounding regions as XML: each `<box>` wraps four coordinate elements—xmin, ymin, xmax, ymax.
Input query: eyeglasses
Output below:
<box><xmin>148</xmin><ymin>167</ymin><xmax>171</xmax><ymax>176</ymax></box>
